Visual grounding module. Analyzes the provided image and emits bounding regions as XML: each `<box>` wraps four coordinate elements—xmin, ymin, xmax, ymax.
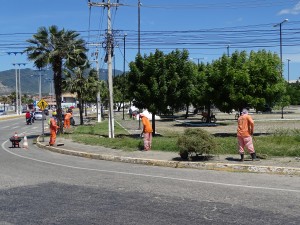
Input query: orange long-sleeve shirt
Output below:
<box><xmin>237</xmin><ymin>114</ymin><xmax>254</xmax><ymax>137</ymax></box>
<box><xmin>141</xmin><ymin>117</ymin><xmax>153</xmax><ymax>133</ymax></box>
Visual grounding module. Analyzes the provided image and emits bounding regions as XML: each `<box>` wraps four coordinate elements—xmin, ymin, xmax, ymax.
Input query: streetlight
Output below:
<box><xmin>190</xmin><ymin>57</ymin><xmax>204</xmax><ymax>66</ymax></box>
<box><xmin>287</xmin><ymin>59</ymin><xmax>291</xmax><ymax>83</ymax></box>
<box><xmin>227</xmin><ymin>45</ymin><xmax>230</xmax><ymax>57</ymax></box>
<box><xmin>13</xmin><ymin>62</ymin><xmax>26</xmax><ymax>114</ymax></box>
<box><xmin>8</xmin><ymin>51</ymin><xmax>23</xmax><ymax>114</ymax></box>
<box><xmin>122</xmin><ymin>33</ymin><xmax>127</xmax><ymax>120</ymax></box>
<box><xmin>274</xmin><ymin>19</ymin><xmax>288</xmax><ymax>77</ymax></box>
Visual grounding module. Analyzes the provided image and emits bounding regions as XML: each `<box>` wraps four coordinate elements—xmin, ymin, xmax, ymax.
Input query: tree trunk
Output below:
<box><xmin>77</xmin><ymin>92</ymin><xmax>84</xmax><ymax>125</ymax></box>
<box><xmin>53</xmin><ymin>59</ymin><xmax>63</xmax><ymax>133</ymax></box>
<box><xmin>185</xmin><ymin>104</ymin><xmax>189</xmax><ymax>119</ymax></box>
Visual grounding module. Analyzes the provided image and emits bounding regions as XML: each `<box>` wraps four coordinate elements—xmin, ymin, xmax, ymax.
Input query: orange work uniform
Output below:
<box><xmin>237</xmin><ymin>113</ymin><xmax>255</xmax><ymax>154</ymax></box>
<box><xmin>64</xmin><ymin>112</ymin><xmax>72</xmax><ymax>128</ymax></box>
<box><xmin>141</xmin><ymin>115</ymin><xmax>153</xmax><ymax>151</ymax></box>
<box><xmin>49</xmin><ymin>117</ymin><xmax>58</xmax><ymax>146</ymax></box>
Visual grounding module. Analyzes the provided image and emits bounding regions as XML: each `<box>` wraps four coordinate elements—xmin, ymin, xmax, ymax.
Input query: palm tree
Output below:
<box><xmin>63</xmin><ymin>66</ymin><xmax>101</xmax><ymax>125</ymax></box>
<box><xmin>25</xmin><ymin>25</ymin><xmax>87</xmax><ymax>132</ymax></box>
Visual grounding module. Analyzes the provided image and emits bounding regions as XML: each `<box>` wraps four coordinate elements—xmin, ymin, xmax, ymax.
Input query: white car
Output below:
<box><xmin>34</xmin><ymin>111</ymin><xmax>46</xmax><ymax>120</ymax></box>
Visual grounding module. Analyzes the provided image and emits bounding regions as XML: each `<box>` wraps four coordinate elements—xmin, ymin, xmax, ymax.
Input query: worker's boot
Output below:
<box><xmin>240</xmin><ymin>154</ymin><xmax>244</xmax><ymax>162</ymax></box>
<box><xmin>251</xmin><ymin>153</ymin><xmax>260</xmax><ymax>161</ymax></box>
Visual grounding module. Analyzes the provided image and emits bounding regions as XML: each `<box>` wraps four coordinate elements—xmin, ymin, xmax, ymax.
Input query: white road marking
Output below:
<box><xmin>1</xmin><ymin>140</ymin><xmax>299</xmax><ymax>194</ymax></box>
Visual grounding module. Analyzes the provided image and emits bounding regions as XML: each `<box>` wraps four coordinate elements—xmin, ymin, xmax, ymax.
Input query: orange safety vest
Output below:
<box><xmin>141</xmin><ymin>117</ymin><xmax>153</xmax><ymax>133</ymax></box>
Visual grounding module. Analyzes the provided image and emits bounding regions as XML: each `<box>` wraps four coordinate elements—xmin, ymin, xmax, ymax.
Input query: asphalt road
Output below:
<box><xmin>0</xmin><ymin>117</ymin><xmax>299</xmax><ymax>224</ymax></box>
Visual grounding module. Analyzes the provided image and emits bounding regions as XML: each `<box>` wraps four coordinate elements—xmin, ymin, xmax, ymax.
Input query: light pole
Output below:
<box><xmin>122</xmin><ymin>33</ymin><xmax>127</xmax><ymax>120</ymax></box>
<box><xmin>13</xmin><ymin>63</ymin><xmax>26</xmax><ymax>114</ymax></box>
<box><xmin>287</xmin><ymin>59</ymin><xmax>291</xmax><ymax>83</ymax></box>
<box><xmin>227</xmin><ymin>45</ymin><xmax>230</xmax><ymax>57</ymax></box>
<box><xmin>8</xmin><ymin>52</ymin><xmax>23</xmax><ymax>114</ymax></box>
<box><xmin>274</xmin><ymin>19</ymin><xmax>288</xmax><ymax>77</ymax></box>
<box><xmin>190</xmin><ymin>57</ymin><xmax>204</xmax><ymax>66</ymax></box>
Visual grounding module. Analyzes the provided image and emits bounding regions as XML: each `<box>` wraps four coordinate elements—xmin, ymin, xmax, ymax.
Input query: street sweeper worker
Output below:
<box><xmin>237</xmin><ymin>108</ymin><xmax>257</xmax><ymax>161</ymax></box>
<box><xmin>140</xmin><ymin>113</ymin><xmax>153</xmax><ymax>151</ymax></box>
<box><xmin>64</xmin><ymin>111</ymin><xmax>72</xmax><ymax>129</ymax></box>
<box><xmin>49</xmin><ymin>111</ymin><xmax>58</xmax><ymax>146</ymax></box>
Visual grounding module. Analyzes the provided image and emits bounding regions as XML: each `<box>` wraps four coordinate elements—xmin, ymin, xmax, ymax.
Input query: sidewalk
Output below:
<box><xmin>36</xmin><ymin>135</ymin><xmax>300</xmax><ymax>176</ymax></box>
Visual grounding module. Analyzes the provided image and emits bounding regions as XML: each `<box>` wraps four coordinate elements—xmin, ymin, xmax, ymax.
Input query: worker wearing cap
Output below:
<box><xmin>237</xmin><ymin>108</ymin><xmax>257</xmax><ymax>161</ymax></box>
<box><xmin>140</xmin><ymin>113</ymin><xmax>153</xmax><ymax>151</ymax></box>
<box><xmin>49</xmin><ymin>111</ymin><xmax>58</xmax><ymax>146</ymax></box>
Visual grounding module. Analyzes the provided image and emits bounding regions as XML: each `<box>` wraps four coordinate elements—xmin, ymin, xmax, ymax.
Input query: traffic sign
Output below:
<box><xmin>37</xmin><ymin>99</ymin><xmax>48</xmax><ymax>110</ymax></box>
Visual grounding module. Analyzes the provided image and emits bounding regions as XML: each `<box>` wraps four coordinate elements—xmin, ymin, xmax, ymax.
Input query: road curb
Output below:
<box><xmin>36</xmin><ymin>137</ymin><xmax>300</xmax><ymax>176</ymax></box>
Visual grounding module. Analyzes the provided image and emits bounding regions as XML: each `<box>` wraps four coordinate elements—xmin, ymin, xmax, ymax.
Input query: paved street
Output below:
<box><xmin>0</xmin><ymin>116</ymin><xmax>299</xmax><ymax>224</ymax></box>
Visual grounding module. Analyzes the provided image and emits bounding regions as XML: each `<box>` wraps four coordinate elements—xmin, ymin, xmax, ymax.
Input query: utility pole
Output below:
<box><xmin>122</xmin><ymin>33</ymin><xmax>127</xmax><ymax>120</ymax></box>
<box><xmin>138</xmin><ymin>0</ymin><xmax>141</xmax><ymax>55</ymax></box>
<box><xmin>88</xmin><ymin>0</ymin><xmax>122</xmax><ymax>138</ymax></box>
<box><xmin>274</xmin><ymin>19</ymin><xmax>288</xmax><ymax>77</ymax></box>
<box><xmin>138</xmin><ymin>0</ymin><xmax>142</xmax><ymax>129</ymax></box>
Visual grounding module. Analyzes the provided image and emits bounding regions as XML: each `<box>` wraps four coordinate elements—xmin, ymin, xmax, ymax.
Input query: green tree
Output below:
<box><xmin>165</xmin><ymin>49</ymin><xmax>198</xmax><ymax>118</ymax></box>
<box><xmin>247</xmin><ymin>50</ymin><xmax>286</xmax><ymax>111</ymax></box>
<box><xmin>286</xmin><ymin>82</ymin><xmax>300</xmax><ymax>105</ymax></box>
<box><xmin>25</xmin><ymin>25</ymin><xmax>87</xmax><ymax>132</ymax></box>
<box><xmin>63</xmin><ymin>66</ymin><xmax>101</xmax><ymax>125</ymax></box>
<box><xmin>128</xmin><ymin>50</ymin><xmax>168</xmax><ymax>134</ymax></box>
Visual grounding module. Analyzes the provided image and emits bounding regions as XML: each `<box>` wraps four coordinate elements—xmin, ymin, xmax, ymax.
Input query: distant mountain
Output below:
<box><xmin>0</xmin><ymin>68</ymin><xmax>123</xmax><ymax>95</ymax></box>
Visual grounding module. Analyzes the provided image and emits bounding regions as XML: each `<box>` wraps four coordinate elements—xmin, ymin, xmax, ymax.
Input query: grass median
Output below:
<box><xmin>62</xmin><ymin>118</ymin><xmax>300</xmax><ymax>157</ymax></box>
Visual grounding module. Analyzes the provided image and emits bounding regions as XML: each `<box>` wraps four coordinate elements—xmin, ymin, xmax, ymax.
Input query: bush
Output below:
<box><xmin>177</xmin><ymin>128</ymin><xmax>217</xmax><ymax>159</ymax></box>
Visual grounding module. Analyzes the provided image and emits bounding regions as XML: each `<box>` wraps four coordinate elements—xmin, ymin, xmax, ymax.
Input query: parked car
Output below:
<box><xmin>0</xmin><ymin>110</ymin><xmax>7</xmax><ymax>116</ymax></box>
<box><xmin>34</xmin><ymin>111</ymin><xmax>46</xmax><ymax>120</ymax></box>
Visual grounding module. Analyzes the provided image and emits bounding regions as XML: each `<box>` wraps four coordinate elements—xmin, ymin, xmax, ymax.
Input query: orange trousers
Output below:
<box><xmin>49</xmin><ymin>130</ymin><xmax>57</xmax><ymax>146</ymax></box>
<box><xmin>64</xmin><ymin>119</ymin><xmax>70</xmax><ymax>128</ymax></box>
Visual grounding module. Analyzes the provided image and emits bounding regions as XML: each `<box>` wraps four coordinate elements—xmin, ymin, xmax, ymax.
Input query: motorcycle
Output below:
<box><xmin>26</xmin><ymin>117</ymin><xmax>32</xmax><ymax>125</ymax></box>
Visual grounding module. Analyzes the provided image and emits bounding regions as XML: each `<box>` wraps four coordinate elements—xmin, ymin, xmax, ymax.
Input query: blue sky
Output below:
<box><xmin>1</xmin><ymin>0</ymin><xmax>300</xmax><ymax>81</ymax></box>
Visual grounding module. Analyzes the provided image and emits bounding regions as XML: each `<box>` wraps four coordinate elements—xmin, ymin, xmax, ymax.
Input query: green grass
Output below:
<box><xmin>63</xmin><ymin>120</ymin><xmax>300</xmax><ymax>157</ymax></box>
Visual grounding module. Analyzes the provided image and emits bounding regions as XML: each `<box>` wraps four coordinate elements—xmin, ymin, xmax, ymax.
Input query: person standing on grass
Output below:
<box><xmin>140</xmin><ymin>113</ymin><xmax>153</xmax><ymax>151</ymax></box>
<box><xmin>64</xmin><ymin>110</ymin><xmax>72</xmax><ymax>129</ymax></box>
<box><xmin>237</xmin><ymin>108</ymin><xmax>258</xmax><ymax>161</ymax></box>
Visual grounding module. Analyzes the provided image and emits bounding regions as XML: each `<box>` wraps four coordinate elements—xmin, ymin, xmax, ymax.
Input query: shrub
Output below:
<box><xmin>177</xmin><ymin>128</ymin><xmax>217</xmax><ymax>159</ymax></box>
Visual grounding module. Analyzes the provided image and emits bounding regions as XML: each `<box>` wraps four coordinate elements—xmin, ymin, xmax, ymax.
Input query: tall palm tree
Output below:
<box><xmin>63</xmin><ymin>66</ymin><xmax>101</xmax><ymax>125</ymax></box>
<box><xmin>25</xmin><ymin>25</ymin><xmax>87</xmax><ymax>132</ymax></box>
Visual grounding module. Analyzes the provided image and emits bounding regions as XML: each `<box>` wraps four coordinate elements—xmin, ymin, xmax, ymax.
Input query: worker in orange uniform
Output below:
<box><xmin>140</xmin><ymin>113</ymin><xmax>153</xmax><ymax>151</ymax></box>
<box><xmin>64</xmin><ymin>110</ymin><xmax>72</xmax><ymax>129</ymax></box>
<box><xmin>237</xmin><ymin>108</ymin><xmax>258</xmax><ymax>161</ymax></box>
<box><xmin>49</xmin><ymin>111</ymin><xmax>58</xmax><ymax>146</ymax></box>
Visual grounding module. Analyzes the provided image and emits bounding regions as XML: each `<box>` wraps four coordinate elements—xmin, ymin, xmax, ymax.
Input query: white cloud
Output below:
<box><xmin>278</xmin><ymin>2</ymin><xmax>300</xmax><ymax>15</ymax></box>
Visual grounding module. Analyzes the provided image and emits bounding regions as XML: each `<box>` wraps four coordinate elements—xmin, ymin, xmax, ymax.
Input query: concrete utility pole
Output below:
<box><xmin>274</xmin><ymin>19</ymin><xmax>288</xmax><ymax>77</ymax></box>
<box><xmin>138</xmin><ymin>0</ymin><xmax>141</xmax><ymax>55</ymax></box>
<box><xmin>88</xmin><ymin>0</ymin><xmax>122</xmax><ymax>138</ymax></box>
